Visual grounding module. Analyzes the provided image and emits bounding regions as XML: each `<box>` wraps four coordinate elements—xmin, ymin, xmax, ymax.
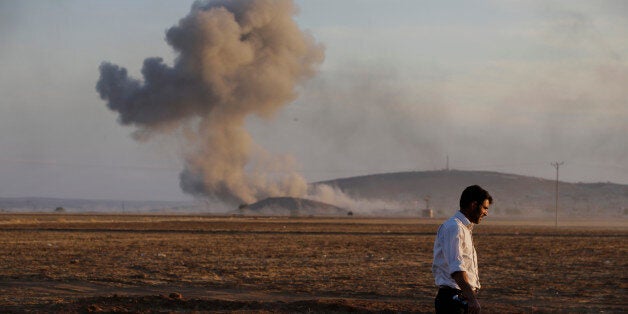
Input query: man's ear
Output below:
<box><xmin>469</xmin><ymin>201</ymin><xmax>478</xmax><ymax>210</ymax></box>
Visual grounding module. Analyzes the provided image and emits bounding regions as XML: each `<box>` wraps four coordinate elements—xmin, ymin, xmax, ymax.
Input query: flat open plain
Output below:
<box><xmin>0</xmin><ymin>214</ymin><xmax>626</xmax><ymax>313</ymax></box>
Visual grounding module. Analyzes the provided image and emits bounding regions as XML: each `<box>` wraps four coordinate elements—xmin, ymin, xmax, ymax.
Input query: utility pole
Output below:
<box><xmin>551</xmin><ymin>162</ymin><xmax>564</xmax><ymax>228</ymax></box>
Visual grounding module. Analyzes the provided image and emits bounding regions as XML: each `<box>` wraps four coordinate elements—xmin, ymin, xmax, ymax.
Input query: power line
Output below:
<box><xmin>551</xmin><ymin>161</ymin><xmax>564</xmax><ymax>228</ymax></box>
<box><xmin>0</xmin><ymin>157</ymin><xmax>180</xmax><ymax>171</ymax></box>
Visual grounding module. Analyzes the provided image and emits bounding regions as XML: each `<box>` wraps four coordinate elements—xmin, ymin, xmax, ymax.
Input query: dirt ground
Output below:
<box><xmin>0</xmin><ymin>213</ymin><xmax>626</xmax><ymax>313</ymax></box>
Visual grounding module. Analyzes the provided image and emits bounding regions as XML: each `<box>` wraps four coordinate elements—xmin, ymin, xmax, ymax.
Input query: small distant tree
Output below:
<box><xmin>347</xmin><ymin>211</ymin><xmax>354</xmax><ymax>216</ymax></box>
<box><xmin>54</xmin><ymin>207</ymin><xmax>65</xmax><ymax>213</ymax></box>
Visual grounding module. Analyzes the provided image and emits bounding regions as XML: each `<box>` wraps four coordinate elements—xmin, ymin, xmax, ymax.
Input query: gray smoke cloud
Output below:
<box><xmin>96</xmin><ymin>0</ymin><xmax>324</xmax><ymax>204</ymax></box>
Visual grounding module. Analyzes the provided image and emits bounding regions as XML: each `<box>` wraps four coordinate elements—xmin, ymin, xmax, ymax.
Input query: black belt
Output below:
<box><xmin>439</xmin><ymin>286</ymin><xmax>462</xmax><ymax>292</ymax></box>
<box><xmin>438</xmin><ymin>286</ymin><xmax>478</xmax><ymax>294</ymax></box>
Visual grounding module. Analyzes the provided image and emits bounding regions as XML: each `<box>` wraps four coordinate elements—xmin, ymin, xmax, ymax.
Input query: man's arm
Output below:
<box><xmin>452</xmin><ymin>271</ymin><xmax>480</xmax><ymax>313</ymax></box>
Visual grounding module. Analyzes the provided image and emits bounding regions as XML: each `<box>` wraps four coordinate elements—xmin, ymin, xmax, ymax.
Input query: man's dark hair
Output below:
<box><xmin>459</xmin><ymin>185</ymin><xmax>493</xmax><ymax>210</ymax></box>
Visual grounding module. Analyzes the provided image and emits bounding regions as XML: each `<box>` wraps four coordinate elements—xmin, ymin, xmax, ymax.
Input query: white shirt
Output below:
<box><xmin>432</xmin><ymin>211</ymin><xmax>480</xmax><ymax>290</ymax></box>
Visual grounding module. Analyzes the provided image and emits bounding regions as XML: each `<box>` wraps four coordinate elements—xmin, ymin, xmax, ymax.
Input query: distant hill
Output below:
<box><xmin>240</xmin><ymin>197</ymin><xmax>349</xmax><ymax>216</ymax></box>
<box><xmin>2</xmin><ymin>170</ymin><xmax>626</xmax><ymax>218</ymax></box>
<box><xmin>0</xmin><ymin>197</ymin><xmax>196</xmax><ymax>213</ymax></box>
<box><xmin>313</xmin><ymin>170</ymin><xmax>628</xmax><ymax>217</ymax></box>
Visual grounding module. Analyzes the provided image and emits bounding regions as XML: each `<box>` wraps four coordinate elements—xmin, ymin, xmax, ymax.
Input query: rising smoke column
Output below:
<box><xmin>96</xmin><ymin>0</ymin><xmax>324</xmax><ymax>204</ymax></box>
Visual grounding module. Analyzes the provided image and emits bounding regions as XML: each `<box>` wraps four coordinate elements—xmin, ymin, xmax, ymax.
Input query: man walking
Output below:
<box><xmin>432</xmin><ymin>185</ymin><xmax>492</xmax><ymax>314</ymax></box>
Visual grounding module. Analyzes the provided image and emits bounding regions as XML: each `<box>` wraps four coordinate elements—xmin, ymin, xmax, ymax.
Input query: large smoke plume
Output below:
<box><xmin>96</xmin><ymin>0</ymin><xmax>324</xmax><ymax>204</ymax></box>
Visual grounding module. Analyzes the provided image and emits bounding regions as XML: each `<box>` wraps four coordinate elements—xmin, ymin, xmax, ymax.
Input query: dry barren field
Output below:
<box><xmin>0</xmin><ymin>214</ymin><xmax>626</xmax><ymax>313</ymax></box>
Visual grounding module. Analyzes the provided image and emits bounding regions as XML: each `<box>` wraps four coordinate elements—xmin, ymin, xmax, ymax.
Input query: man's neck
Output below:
<box><xmin>459</xmin><ymin>209</ymin><xmax>471</xmax><ymax>221</ymax></box>
<box><xmin>457</xmin><ymin>210</ymin><xmax>474</xmax><ymax>229</ymax></box>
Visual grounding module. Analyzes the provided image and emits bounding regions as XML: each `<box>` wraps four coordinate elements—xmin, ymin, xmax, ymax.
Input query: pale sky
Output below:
<box><xmin>1</xmin><ymin>0</ymin><xmax>627</xmax><ymax>201</ymax></box>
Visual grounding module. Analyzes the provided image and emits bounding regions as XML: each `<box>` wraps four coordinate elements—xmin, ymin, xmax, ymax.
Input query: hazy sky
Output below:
<box><xmin>1</xmin><ymin>0</ymin><xmax>627</xmax><ymax>201</ymax></box>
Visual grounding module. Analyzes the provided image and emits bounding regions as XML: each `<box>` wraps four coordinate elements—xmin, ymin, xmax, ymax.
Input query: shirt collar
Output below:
<box><xmin>455</xmin><ymin>210</ymin><xmax>474</xmax><ymax>231</ymax></box>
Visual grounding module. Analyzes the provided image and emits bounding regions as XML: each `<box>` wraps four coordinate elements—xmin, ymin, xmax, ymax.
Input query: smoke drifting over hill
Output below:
<box><xmin>96</xmin><ymin>0</ymin><xmax>324</xmax><ymax>204</ymax></box>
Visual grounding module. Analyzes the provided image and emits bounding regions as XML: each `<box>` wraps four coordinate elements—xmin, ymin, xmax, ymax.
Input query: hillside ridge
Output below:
<box><xmin>313</xmin><ymin>170</ymin><xmax>627</xmax><ymax>217</ymax></box>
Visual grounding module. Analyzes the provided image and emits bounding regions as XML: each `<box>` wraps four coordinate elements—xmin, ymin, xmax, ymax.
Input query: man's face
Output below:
<box><xmin>470</xmin><ymin>199</ymin><xmax>490</xmax><ymax>224</ymax></box>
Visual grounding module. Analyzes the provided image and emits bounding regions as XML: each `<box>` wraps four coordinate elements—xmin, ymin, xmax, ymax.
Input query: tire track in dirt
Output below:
<box><xmin>0</xmin><ymin>279</ymin><xmax>427</xmax><ymax>313</ymax></box>
<box><xmin>0</xmin><ymin>227</ymin><xmax>625</xmax><ymax>238</ymax></box>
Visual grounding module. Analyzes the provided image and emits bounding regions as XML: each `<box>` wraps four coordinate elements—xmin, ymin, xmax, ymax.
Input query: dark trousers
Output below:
<box><xmin>435</xmin><ymin>287</ymin><xmax>467</xmax><ymax>314</ymax></box>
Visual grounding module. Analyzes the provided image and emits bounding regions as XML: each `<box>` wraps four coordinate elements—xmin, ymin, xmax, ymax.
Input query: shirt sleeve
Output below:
<box><xmin>441</xmin><ymin>224</ymin><xmax>466</xmax><ymax>276</ymax></box>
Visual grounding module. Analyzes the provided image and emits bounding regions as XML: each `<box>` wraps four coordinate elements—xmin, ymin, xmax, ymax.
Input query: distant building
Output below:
<box><xmin>420</xmin><ymin>196</ymin><xmax>433</xmax><ymax>218</ymax></box>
